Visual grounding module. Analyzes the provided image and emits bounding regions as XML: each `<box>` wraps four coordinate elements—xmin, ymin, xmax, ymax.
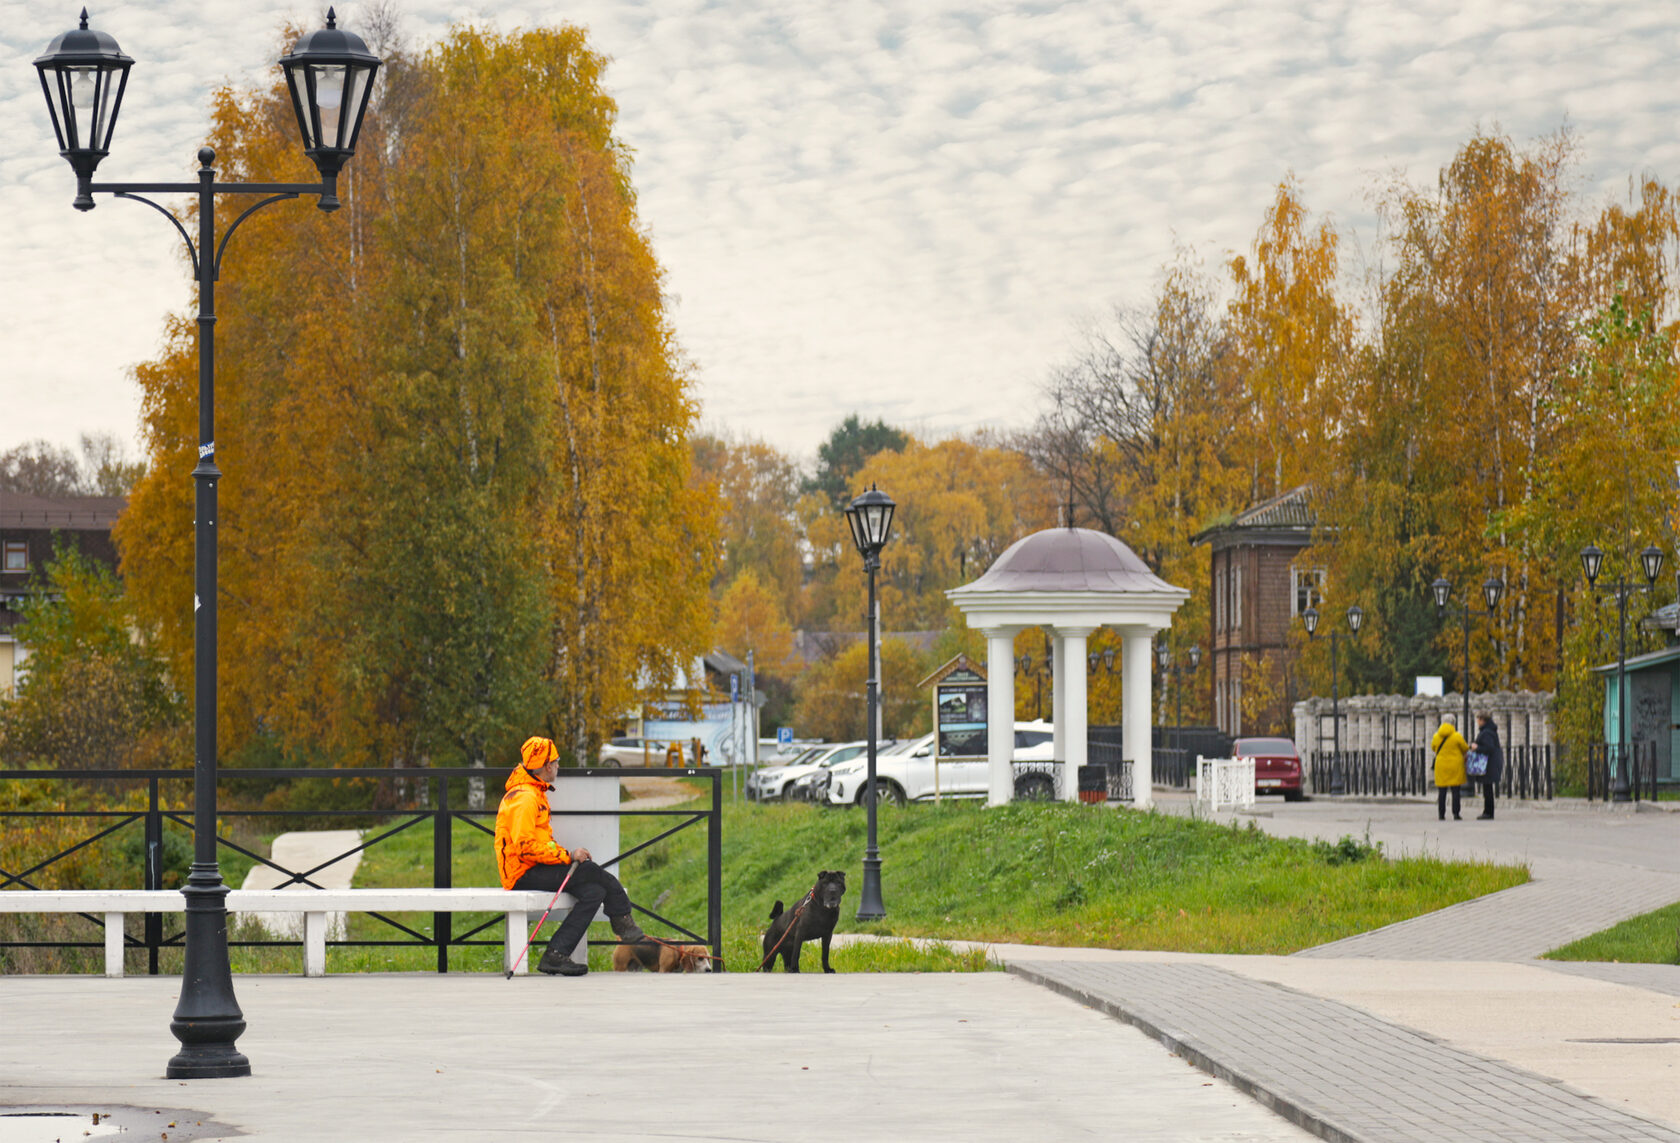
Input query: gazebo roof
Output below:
<box><xmin>949</xmin><ymin>527</ymin><xmax>1179</xmax><ymax>596</ymax></box>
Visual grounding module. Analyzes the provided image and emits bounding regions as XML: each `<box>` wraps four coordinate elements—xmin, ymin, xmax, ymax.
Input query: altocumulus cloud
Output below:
<box><xmin>3</xmin><ymin>0</ymin><xmax>1679</xmax><ymax>460</ymax></box>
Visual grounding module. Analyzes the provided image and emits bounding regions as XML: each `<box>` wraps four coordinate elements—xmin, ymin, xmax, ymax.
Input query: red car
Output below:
<box><xmin>1232</xmin><ymin>737</ymin><xmax>1304</xmax><ymax>801</ymax></box>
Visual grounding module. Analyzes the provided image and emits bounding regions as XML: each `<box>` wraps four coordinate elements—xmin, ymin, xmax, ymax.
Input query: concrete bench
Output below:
<box><xmin>0</xmin><ymin>888</ymin><xmax>571</xmax><ymax>978</ymax></box>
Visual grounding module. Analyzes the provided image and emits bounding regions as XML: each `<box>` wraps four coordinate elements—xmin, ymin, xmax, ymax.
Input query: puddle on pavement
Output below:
<box><xmin>0</xmin><ymin>1112</ymin><xmax>123</xmax><ymax>1142</ymax></box>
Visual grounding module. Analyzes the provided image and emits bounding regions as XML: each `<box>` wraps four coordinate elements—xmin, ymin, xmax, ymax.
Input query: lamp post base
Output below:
<box><xmin>167</xmin><ymin>870</ymin><xmax>250</xmax><ymax>1079</ymax></box>
<box><xmin>856</xmin><ymin>855</ymin><xmax>886</xmax><ymax>921</ymax></box>
<box><xmin>166</xmin><ymin>1036</ymin><xmax>251</xmax><ymax>1079</ymax></box>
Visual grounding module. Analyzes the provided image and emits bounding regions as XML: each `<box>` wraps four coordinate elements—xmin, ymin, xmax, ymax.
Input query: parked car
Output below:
<box><xmin>597</xmin><ymin>737</ymin><xmax>673</xmax><ymax>767</ymax></box>
<box><xmin>746</xmin><ymin>741</ymin><xmax>868</xmax><ymax>801</ymax></box>
<box><xmin>1231</xmin><ymin>736</ymin><xmax>1304</xmax><ymax>800</ymax></box>
<box><xmin>822</xmin><ymin>722</ymin><xmax>1058</xmax><ymax>806</ymax></box>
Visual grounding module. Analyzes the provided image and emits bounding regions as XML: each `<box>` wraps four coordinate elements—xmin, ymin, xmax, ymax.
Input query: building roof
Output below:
<box><xmin>0</xmin><ymin>493</ymin><xmax>126</xmax><ymax>531</ymax></box>
<box><xmin>1590</xmin><ymin>645</ymin><xmax>1680</xmax><ymax>675</ymax></box>
<box><xmin>1190</xmin><ymin>484</ymin><xmax>1314</xmax><ymax>546</ymax></box>
<box><xmin>948</xmin><ymin>526</ymin><xmax>1178</xmax><ymax>595</ymax></box>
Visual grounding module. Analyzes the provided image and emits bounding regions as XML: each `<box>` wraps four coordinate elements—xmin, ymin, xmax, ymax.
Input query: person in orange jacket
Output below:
<box><xmin>496</xmin><ymin>735</ymin><xmax>645</xmax><ymax>976</ymax></box>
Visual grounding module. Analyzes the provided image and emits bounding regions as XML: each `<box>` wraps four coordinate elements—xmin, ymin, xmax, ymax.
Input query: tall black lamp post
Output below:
<box><xmin>1430</xmin><ymin>575</ymin><xmax>1504</xmax><ymax>733</ymax></box>
<box><xmin>1154</xmin><ymin>643</ymin><xmax>1201</xmax><ymax>751</ymax></box>
<box><xmin>845</xmin><ymin>484</ymin><xmax>896</xmax><ymax>921</ymax></box>
<box><xmin>1580</xmin><ymin>544</ymin><xmax>1665</xmax><ymax>802</ymax></box>
<box><xmin>35</xmin><ymin>8</ymin><xmax>380</xmax><ymax>1079</ymax></box>
<box><xmin>1301</xmin><ymin>604</ymin><xmax>1362</xmax><ymax>791</ymax></box>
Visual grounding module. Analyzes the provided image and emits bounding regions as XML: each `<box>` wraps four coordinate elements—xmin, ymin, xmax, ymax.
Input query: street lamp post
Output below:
<box><xmin>1153</xmin><ymin>643</ymin><xmax>1202</xmax><ymax>752</ymax></box>
<box><xmin>1580</xmin><ymin>544</ymin><xmax>1665</xmax><ymax>802</ymax></box>
<box><xmin>1430</xmin><ymin>575</ymin><xmax>1505</xmax><ymax>733</ymax></box>
<box><xmin>35</xmin><ymin>8</ymin><xmax>380</xmax><ymax>1079</ymax></box>
<box><xmin>844</xmin><ymin>484</ymin><xmax>896</xmax><ymax>921</ymax></box>
<box><xmin>1301</xmin><ymin>604</ymin><xmax>1362</xmax><ymax>792</ymax></box>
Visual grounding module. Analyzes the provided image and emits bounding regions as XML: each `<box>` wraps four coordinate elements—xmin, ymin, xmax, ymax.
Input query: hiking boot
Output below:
<box><xmin>537</xmin><ymin>946</ymin><xmax>588</xmax><ymax>976</ymax></box>
<box><xmin>609</xmin><ymin>913</ymin><xmax>646</xmax><ymax>945</ymax></box>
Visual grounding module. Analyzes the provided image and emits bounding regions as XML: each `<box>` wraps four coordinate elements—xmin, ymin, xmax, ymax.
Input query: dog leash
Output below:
<box><xmin>504</xmin><ymin>861</ymin><xmax>578</xmax><ymax>979</ymax></box>
<box><xmin>757</xmin><ymin>884</ymin><xmax>818</xmax><ymax>971</ymax></box>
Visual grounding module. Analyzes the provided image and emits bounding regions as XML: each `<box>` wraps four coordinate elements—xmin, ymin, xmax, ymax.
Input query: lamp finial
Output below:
<box><xmin>326</xmin><ymin>6</ymin><xmax>337</xmax><ymax>29</ymax></box>
<box><xmin>79</xmin><ymin>8</ymin><xmax>89</xmax><ymax>29</ymax></box>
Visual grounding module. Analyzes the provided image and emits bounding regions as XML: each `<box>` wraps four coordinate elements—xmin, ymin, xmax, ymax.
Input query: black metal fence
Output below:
<box><xmin>0</xmin><ymin>766</ymin><xmax>722</xmax><ymax>973</ymax></box>
<box><xmin>1581</xmin><ymin>742</ymin><xmax>1663</xmax><ymax>802</ymax></box>
<box><xmin>1306</xmin><ymin>746</ymin><xmax>1557</xmax><ymax>799</ymax></box>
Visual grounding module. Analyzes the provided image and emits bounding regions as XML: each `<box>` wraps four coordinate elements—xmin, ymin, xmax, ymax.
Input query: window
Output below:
<box><xmin>1232</xmin><ymin>564</ymin><xmax>1244</xmax><ymax>632</ymax></box>
<box><xmin>1292</xmin><ymin>566</ymin><xmax>1326</xmax><ymax>616</ymax></box>
<box><xmin>2</xmin><ymin>541</ymin><xmax>25</xmax><ymax>573</ymax></box>
<box><xmin>1213</xmin><ymin>567</ymin><xmax>1224</xmax><ymax>632</ymax></box>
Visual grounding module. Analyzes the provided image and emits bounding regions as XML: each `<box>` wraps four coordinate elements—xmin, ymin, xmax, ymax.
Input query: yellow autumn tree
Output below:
<box><xmin>116</xmin><ymin>23</ymin><xmax>713</xmax><ymax>774</ymax></box>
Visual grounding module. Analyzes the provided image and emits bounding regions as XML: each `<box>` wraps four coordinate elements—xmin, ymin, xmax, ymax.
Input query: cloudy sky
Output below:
<box><xmin>3</xmin><ymin>0</ymin><xmax>1678</xmax><ymax>468</ymax></box>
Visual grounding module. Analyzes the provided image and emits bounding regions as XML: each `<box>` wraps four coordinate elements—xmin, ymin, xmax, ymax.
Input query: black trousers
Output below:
<box><xmin>1481</xmin><ymin>777</ymin><xmax>1496</xmax><ymax>818</ymax></box>
<box><xmin>513</xmin><ymin>860</ymin><xmax>630</xmax><ymax>959</ymax></box>
<box><xmin>1436</xmin><ymin>785</ymin><xmax>1460</xmax><ymax>819</ymax></box>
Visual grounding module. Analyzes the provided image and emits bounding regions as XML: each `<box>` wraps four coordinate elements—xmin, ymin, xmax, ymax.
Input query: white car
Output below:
<box><xmin>746</xmin><ymin>741</ymin><xmax>868</xmax><ymax>801</ymax></box>
<box><xmin>822</xmin><ymin>722</ymin><xmax>1057</xmax><ymax>806</ymax></box>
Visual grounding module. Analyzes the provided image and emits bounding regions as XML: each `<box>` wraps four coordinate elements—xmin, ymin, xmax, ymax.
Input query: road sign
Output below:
<box><xmin>777</xmin><ymin>726</ymin><xmax>793</xmax><ymax>747</ymax></box>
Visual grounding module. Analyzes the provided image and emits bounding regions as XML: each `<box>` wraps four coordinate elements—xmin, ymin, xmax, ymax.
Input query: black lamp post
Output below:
<box><xmin>845</xmin><ymin>484</ymin><xmax>896</xmax><ymax>921</ymax></box>
<box><xmin>1430</xmin><ymin>575</ymin><xmax>1504</xmax><ymax>734</ymax></box>
<box><xmin>35</xmin><ymin>8</ymin><xmax>379</xmax><ymax>1079</ymax></box>
<box><xmin>1580</xmin><ymin>544</ymin><xmax>1664</xmax><ymax>802</ymax></box>
<box><xmin>1301</xmin><ymin>604</ymin><xmax>1362</xmax><ymax>792</ymax></box>
<box><xmin>1154</xmin><ymin>643</ymin><xmax>1202</xmax><ymax>752</ymax></box>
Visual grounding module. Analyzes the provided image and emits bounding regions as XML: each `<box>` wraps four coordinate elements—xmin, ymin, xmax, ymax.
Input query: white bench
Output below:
<box><xmin>0</xmin><ymin>888</ymin><xmax>572</xmax><ymax>978</ymax></box>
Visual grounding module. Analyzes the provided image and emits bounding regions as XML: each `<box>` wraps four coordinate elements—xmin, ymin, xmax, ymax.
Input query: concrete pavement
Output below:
<box><xmin>2</xmin><ymin>793</ymin><xmax>1676</xmax><ymax>1142</ymax></box>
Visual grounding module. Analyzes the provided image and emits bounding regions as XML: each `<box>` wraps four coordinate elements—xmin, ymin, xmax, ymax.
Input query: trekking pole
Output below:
<box><xmin>505</xmin><ymin>862</ymin><xmax>578</xmax><ymax>979</ymax></box>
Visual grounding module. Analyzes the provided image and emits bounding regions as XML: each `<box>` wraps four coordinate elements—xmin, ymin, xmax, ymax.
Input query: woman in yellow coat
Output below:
<box><xmin>1431</xmin><ymin>719</ymin><xmax>1469</xmax><ymax>821</ymax></box>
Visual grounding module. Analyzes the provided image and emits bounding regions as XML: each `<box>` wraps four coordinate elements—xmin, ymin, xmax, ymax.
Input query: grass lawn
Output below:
<box><xmin>1543</xmin><ymin>900</ymin><xmax>1680</xmax><ymax>964</ymax></box>
<box><xmin>206</xmin><ymin>784</ymin><xmax>1527</xmax><ymax>975</ymax></box>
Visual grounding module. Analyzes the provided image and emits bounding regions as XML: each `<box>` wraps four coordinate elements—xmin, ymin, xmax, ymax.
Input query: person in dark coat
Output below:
<box><xmin>1472</xmin><ymin>713</ymin><xmax>1503</xmax><ymax>820</ymax></box>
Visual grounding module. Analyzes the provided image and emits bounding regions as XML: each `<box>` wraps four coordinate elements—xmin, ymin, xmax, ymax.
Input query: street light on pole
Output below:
<box><xmin>844</xmin><ymin>484</ymin><xmax>896</xmax><ymax>921</ymax></box>
<box><xmin>1301</xmin><ymin>604</ymin><xmax>1362</xmax><ymax>792</ymax></box>
<box><xmin>1580</xmin><ymin>544</ymin><xmax>1664</xmax><ymax>802</ymax></box>
<box><xmin>1430</xmin><ymin>574</ymin><xmax>1504</xmax><ymax>733</ymax></box>
<box><xmin>1154</xmin><ymin>643</ymin><xmax>1201</xmax><ymax>752</ymax></box>
<box><xmin>35</xmin><ymin>7</ymin><xmax>380</xmax><ymax>1079</ymax></box>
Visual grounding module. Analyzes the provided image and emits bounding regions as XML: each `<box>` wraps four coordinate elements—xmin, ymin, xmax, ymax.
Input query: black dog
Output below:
<box><xmin>760</xmin><ymin>870</ymin><xmax>846</xmax><ymax>972</ymax></box>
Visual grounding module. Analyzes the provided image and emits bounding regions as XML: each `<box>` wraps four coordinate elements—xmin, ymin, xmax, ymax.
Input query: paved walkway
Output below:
<box><xmin>1013</xmin><ymin>958</ymin><xmax>1680</xmax><ymax>1143</ymax></box>
<box><xmin>3</xmin><ymin>793</ymin><xmax>1675</xmax><ymax>1142</ymax></box>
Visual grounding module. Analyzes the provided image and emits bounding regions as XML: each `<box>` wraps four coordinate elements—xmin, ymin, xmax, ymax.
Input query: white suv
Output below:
<box><xmin>746</xmin><ymin>741</ymin><xmax>868</xmax><ymax>801</ymax></box>
<box><xmin>822</xmin><ymin>722</ymin><xmax>1056</xmax><ymax>805</ymax></box>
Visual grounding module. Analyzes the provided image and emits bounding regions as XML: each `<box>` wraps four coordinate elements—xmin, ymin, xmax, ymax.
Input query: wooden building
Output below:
<box><xmin>1191</xmin><ymin>485</ymin><xmax>1318</xmax><ymax>736</ymax></box>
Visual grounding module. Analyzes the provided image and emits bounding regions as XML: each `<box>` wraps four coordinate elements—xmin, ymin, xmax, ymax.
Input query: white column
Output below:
<box><xmin>984</xmin><ymin>626</ymin><xmax>1021</xmax><ymax>805</ymax></box>
<box><xmin>1059</xmin><ymin>627</ymin><xmax>1094</xmax><ymax>802</ymax></box>
<box><xmin>1051</xmin><ymin>633</ymin><xmax>1066</xmax><ymax>756</ymax></box>
<box><xmin>106</xmin><ymin>911</ymin><xmax>125</xmax><ymax>978</ymax></box>
<box><xmin>1124</xmin><ymin>628</ymin><xmax>1156</xmax><ymax>808</ymax></box>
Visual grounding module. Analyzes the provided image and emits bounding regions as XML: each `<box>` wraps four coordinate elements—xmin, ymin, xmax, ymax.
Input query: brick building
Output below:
<box><xmin>1191</xmin><ymin>485</ymin><xmax>1319</xmax><ymax>736</ymax></box>
<box><xmin>0</xmin><ymin>492</ymin><xmax>125</xmax><ymax>695</ymax></box>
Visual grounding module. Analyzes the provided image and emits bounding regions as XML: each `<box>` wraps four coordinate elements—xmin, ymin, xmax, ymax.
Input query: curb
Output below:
<box><xmin>1008</xmin><ymin>963</ymin><xmax>1360</xmax><ymax>1143</ymax></box>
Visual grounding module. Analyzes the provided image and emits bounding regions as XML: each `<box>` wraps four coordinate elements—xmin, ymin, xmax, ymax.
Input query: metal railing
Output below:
<box><xmin>1307</xmin><ymin>746</ymin><xmax>1557</xmax><ymax>800</ymax></box>
<box><xmin>0</xmin><ymin>766</ymin><xmax>722</xmax><ymax>973</ymax></box>
<box><xmin>1582</xmin><ymin>743</ymin><xmax>1662</xmax><ymax>802</ymax></box>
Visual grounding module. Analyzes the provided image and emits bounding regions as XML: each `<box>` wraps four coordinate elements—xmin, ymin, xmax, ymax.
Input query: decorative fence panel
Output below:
<box><xmin>1308</xmin><ymin>746</ymin><xmax>1557</xmax><ymax>800</ymax></box>
<box><xmin>1195</xmin><ymin>757</ymin><xmax>1256</xmax><ymax>811</ymax></box>
<box><xmin>0</xmin><ymin>766</ymin><xmax>722</xmax><ymax>974</ymax></box>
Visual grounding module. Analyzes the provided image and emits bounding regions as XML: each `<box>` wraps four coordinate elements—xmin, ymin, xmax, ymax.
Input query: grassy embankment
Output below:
<box><xmin>274</xmin><ymin>782</ymin><xmax>1527</xmax><ymax>974</ymax></box>
<box><xmin>1545</xmin><ymin>900</ymin><xmax>1680</xmax><ymax>965</ymax></box>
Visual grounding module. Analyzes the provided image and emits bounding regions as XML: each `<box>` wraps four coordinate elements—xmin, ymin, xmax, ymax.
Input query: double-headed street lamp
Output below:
<box><xmin>35</xmin><ymin>8</ymin><xmax>380</xmax><ymax>1079</ymax></box>
<box><xmin>844</xmin><ymin>484</ymin><xmax>896</xmax><ymax>921</ymax></box>
<box><xmin>1154</xmin><ymin>642</ymin><xmax>1201</xmax><ymax>751</ymax></box>
<box><xmin>1301</xmin><ymin>604</ymin><xmax>1361</xmax><ymax>790</ymax></box>
<box><xmin>1430</xmin><ymin>575</ymin><xmax>1504</xmax><ymax>733</ymax></box>
<box><xmin>1581</xmin><ymin>543</ymin><xmax>1665</xmax><ymax>802</ymax></box>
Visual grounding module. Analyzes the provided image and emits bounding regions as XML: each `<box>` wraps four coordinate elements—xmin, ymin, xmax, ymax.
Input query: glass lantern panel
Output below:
<box><xmin>845</xmin><ymin>507</ymin><xmax>867</xmax><ymax>554</ymax></box>
<box><xmin>342</xmin><ymin>64</ymin><xmax>372</xmax><ymax>148</ymax></box>
<box><xmin>313</xmin><ymin>65</ymin><xmax>347</xmax><ymax>147</ymax></box>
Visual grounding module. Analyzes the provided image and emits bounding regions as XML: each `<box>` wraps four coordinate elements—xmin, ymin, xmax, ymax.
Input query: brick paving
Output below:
<box><xmin>1296</xmin><ymin>858</ymin><xmax>1680</xmax><ymax>961</ymax></box>
<box><xmin>1013</xmin><ymin>959</ymin><xmax>1680</xmax><ymax>1143</ymax></box>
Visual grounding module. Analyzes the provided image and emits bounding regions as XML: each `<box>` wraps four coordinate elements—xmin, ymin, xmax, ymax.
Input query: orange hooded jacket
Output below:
<box><xmin>494</xmin><ymin>739</ymin><xmax>573</xmax><ymax>889</ymax></box>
